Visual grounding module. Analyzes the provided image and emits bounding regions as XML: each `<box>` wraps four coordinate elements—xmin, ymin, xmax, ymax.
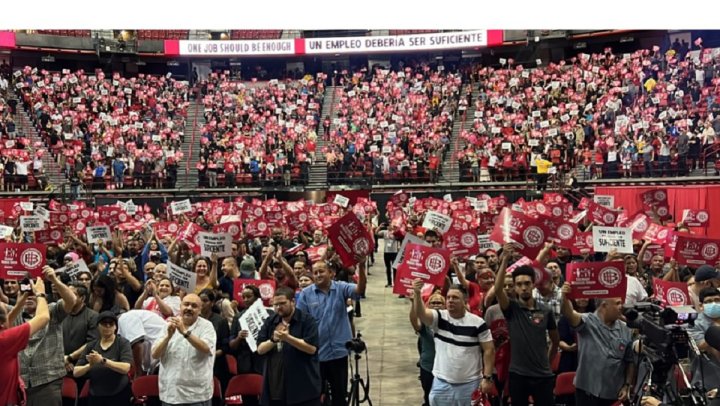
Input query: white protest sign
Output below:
<box><xmin>422</xmin><ymin>211</ymin><xmax>453</xmax><ymax>234</ymax></box>
<box><xmin>392</xmin><ymin>234</ymin><xmax>429</xmax><ymax>269</ymax></box>
<box><xmin>0</xmin><ymin>225</ymin><xmax>14</xmax><ymax>238</ymax></box>
<box><xmin>57</xmin><ymin>259</ymin><xmax>90</xmax><ymax>279</ymax></box>
<box><xmin>20</xmin><ymin>202</ymin><xmax>34</xmax><ymax>212</ymax></box>
<box><xmin>20</xmin><ymin>216</ymin><xmax>45</xmax><ymax>232</ymax></box>
<box><xmin>171</xmin><ymin>199</ymin><xmax>192</xmax><ymax>215</ymax></box>
<box><xmin>167</xmin><ymin>262</ymin><xmax>197</xmax><ymax>293</ymax></box>
<box><xmin>34</xmin><ymin>206</ymin><xmax>50</xmax><ymax>222</ymax></box>
<box><xmin>198</xmin><ymin>232</ymin><xmax>233</xmax><ymax>257</ymax></box>
<box><xmin>86</xmin><ymin>225</ymin><xmax>111</xmax><ymax>244</ymax></box>
<box><xmin>239</xmin><ymin>299</ymin><xmax>270</xmax><ymax>352</ymax></box>
<box><xmin>593</xmin><ymin>195</ymin><xmax>615</xmax><ymax>209</ymax></box>
<box><xmin>478</xmin><ymin>234</ymin><xmax>501</xmax><ymax>254</ymax></box>
<box><xmin>333</xmin><ymin>194</ymin><xmax>350</xmax><ymax>208</ymax></box>
<box><xmin>592</xmin><ymin>226</ymin><xmax>633</xmax><ymax>254</ymax></box>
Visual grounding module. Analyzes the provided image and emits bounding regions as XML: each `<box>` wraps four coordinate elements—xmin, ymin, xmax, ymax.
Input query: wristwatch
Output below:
<box><xmin>183</xmin><ymin>331</ymin><xmax>191</xmax><ymax>339</ymax></box>
<box><xmin>101</xmin><ymin>358</ymin><xmax>107</xmax><ymax>365</ymax></box>
<box><xmin>35</xmin><ymin>293</ymin><xmax>47</xmax><ymax>299</ymax></box>
<box><xmin>481</xmin><ymin>375</ymin><xmax>493</xmax><ymax>381</ymax></box>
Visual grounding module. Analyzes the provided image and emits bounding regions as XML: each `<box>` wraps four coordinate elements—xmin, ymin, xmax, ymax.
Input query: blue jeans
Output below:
<box><xmin>429</xmin><ymin>377</ymin><xmax>479</xmax><ymax>406</ymax></box>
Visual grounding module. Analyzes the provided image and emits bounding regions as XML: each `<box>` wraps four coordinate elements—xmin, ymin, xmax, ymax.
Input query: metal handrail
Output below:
<box><xmin>185</xmin><ymin>88</ymin><xmax>202</xmax><ymax>187</ymax></box>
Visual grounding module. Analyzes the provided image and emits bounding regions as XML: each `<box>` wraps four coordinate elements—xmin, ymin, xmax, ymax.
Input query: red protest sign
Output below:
<box><xmin>153</xmin><ymin>222</ymin><xmax>181</xmax><ymax>239</ymax></box>
<box><xmin>569</xmin><ymin>232</ymin><xmax>594</xmax><ymax>255</ymax></box>
<box><xmin>652</xmin><ymin>278</ymin><xmax>691</xmax><ymax>307</ymax></box>
<box><xmin>0</xmin><ymin>243</ymin><xmax>47</xmax><ymax>279</ymax></box>
<box><xmin>49</xmin><ymin>211</ymin><xmax>71</xmax><ymax>226</ymax></box>
<box><xmin>673</xmin><ymin>235</ymin><xmax>720</xmax><ymax>266</ymax></box>
<box><xmin>443</xmin><ymin>228</ymin><xmax>479</xmax><ymax>258</ymax></box>
<box><xmin>177</xmin><ymin>223</ymin><xmax>204</xmax><ymax>254</ymax></box>
<box><xmin>327</xmin><ymin>212</ymin><xmax>374</xmax><ymax>267</ymax></box>
<box><xmin>586</xmin><ymin>200</ymin><xmax>619</xmax><ymax>226</ymax></box>
<box><xmin>393</xmin><ymin>243</ymin><xmax>451</xmax><ymax>295</ymax></box>
<box><xmin>306</xmin><ymin>244</ymin><xmax>327</xmax><ymax>263</ymax></box>
<box><xmin>213</xmin><ymin>221</ymin><xmax>243</xmax><ymax>241</ymax></box>
<box><xmin>640</xmin><ymin>189</ymin><xmax>670</xmax><ymax>220</ymax></box>
<box><xmin>620</xmin><ymin>212</ymin><xmax>651</xmax><ymax>240</ymax></box>
<box><xmin>246</xmin><ymin>218</ymin><xmax>270</xmax><ymax>238</ymax></box>
<box><xmin>643</xmin><ymin>223</ymin><xmax>672</xmax><ymax>245</ymax></box>
<box><xmin>35</xmin><ymin>228</ymin><xmax>64</xmax><ymax>245</ymax></box>
<box><xmin>540</xmin><ymin>217</ymin><xmax>579</xmax><ymax>248</ymax></box>
<box><xmin>681</xmin><ymin>209</ymin><xmax>710</xmax><ymax>228</ymax></box>
<box><xmin>233</xmin><ymin>278</ymin><xmax>276</xmax><ymax>307</ymax></box>
<box><xmin>286</xmin><ymin>210</ymin><xmax>310</xmax><ymax>233</ymax></box>
<box><xmin>390</xmin><ymin>191</ymin><xmax>409</xmax><ymax>206</ymax></box>
<box><xmin>489</xmin><ymin>208</ymin><xmax>550</xmax><ymax>258</ymax></box>
<box><xmin>566</xmin><ymin>262</ymin><xmax>627</xmax><ymax>301</ymax></box>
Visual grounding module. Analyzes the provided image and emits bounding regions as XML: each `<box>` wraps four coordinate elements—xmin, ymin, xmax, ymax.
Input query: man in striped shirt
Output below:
<box><xmin>412</xmin><ymin>279</ymin><xmax>495</xmax><ymax>406</ymax></box>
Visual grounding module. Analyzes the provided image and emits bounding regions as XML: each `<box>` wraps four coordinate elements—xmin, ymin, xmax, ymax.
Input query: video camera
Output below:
<box><xmin>346</xmin><ymin>332</ymin><xmax>367</xmax><ymax>354</ymax></box>
<box><xmin>624</xmin><ymin>302</ymin><xmax>697</xmax><ymax>362</ymax></box>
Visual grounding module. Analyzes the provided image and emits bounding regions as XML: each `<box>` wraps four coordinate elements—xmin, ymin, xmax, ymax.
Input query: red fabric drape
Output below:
<box><xmin>594</xmin><ymin>186</ymin><xmax>720</xmax><ymax>238</ymax></box>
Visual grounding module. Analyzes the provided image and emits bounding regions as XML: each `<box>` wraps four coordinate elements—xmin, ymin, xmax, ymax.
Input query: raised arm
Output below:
<box><xmin>412</xmin><ymin>279</ymin><xmax>435</xmax><ymax>327</ymax></box>
<box><xmin>560</xmin><ymin>282</ymin><xmax>583</xmax><ymax>328</ymax></box>
<box><xmin>408</xmin><ymin>292</ymin><xmax>422</xmax><ymax>332</ymax></box>
<box><xmin>27</xmin><ymin>278</ymin><xmax>50</xmax><ymax>336</ymax></box>
<box><xmin>452</xmin><ymin>257</ymin><xmax>469</xmax><ymax>290</ymax></box>
<box><xmin>354</xmin><ymin>254</ymin><xmax>367</xmax><ymax>296</ymax></box>
<box><xmin>536</xmin><ymin>241</ymin><xmax>554</xmax><ymax>266</ymax></box>
<box><xmin>494</xmin><ymin>243</ymin><xmax>514</xmax><ymax>311</ymax></box>
<box><xmin>44</xmin><ymin>266</ymin><xmax>76</xmax><ymax>313</ymax></box>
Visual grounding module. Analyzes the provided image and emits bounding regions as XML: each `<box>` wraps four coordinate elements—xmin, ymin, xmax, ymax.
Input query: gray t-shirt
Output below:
<box><xmin>502</xmin><ymin>299</ymin><xmax>556</xmax><ymax>378</ymax></box>
<box><xmin>574</xmin><ymin>312</ymin><xmax>634</xmax><ymax>399</ymax></box>
<box><xmin>62</xmin><ymin>306</ymin><xmax>99</xmax><ymax>354</ymax></box>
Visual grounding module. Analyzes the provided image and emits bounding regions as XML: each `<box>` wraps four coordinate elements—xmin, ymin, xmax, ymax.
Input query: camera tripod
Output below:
<box><xmin>347</xmin><ymin>351</ymin><xmax>372</xmax><ymax>406</ymax></box>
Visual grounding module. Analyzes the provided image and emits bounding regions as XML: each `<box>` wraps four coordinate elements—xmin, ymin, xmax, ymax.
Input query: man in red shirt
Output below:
<box><xmin>0</xmin><ymin>277</ymin><xmax>50</xmax><ymax>406</ymax></box>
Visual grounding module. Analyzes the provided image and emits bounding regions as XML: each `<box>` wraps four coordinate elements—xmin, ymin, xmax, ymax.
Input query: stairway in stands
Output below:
<box><xmin>13</xmin><ymin>93</ymin><xmax>66</xmax><ymax>189</ymax></box>
<box><xmin>308</xmin><ymin>85</ymin><xmax>337</xmax><ymax>188</ymax></box>
<box><xmin>178</xmin><ymin>98</ymin><xmax>205</xmax><ymax>189</ymax></box>
<box><xmin>440</xmin><ymin>84</ymin><xmax>474</xmax><ymax>184</ymax></box>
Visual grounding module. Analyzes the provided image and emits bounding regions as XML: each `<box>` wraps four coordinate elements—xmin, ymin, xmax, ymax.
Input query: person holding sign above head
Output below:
<box><xmin>559</xmin><ymin>282</ymin><xmax>635</xmax><ymax>406</ymax></box>
<box><xmin>257</xmin><ymin>286</ymin><xmax>321</xmax><ymax>406</ymax></box>
<box><xmin>296</xmin><ymin>255</ymin><xmax>367</xmax><ymax>406</ymax></box>
<box><xmin>260</xmin><ymin>245</ymin><xmax>299</xmax><ymax>291</ymax></box>
<box><xmin>494</xmin><ymin>243</ymin><xmax>559</xmax><ymax>406</ymax></box>
<box><xmin>411</xmin><ymin>278</ymin><xmax>496</xmax><ymax>406</ymax></box>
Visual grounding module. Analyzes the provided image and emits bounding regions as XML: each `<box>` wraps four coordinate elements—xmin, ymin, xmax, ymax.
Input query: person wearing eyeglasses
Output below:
<box><xmin>409</xmin><ymin>291</ymin><xmax>446</xmax><ymax>406</ymax></box>
<box><xmin>73</xmin><ymin>311</ymin><xmax>132</xmax><ymax>406</ymax></box>
<box><xmin>687</xmin><ymin>287</ymin><xmax>720</xmax><ymax>406</ymax></box>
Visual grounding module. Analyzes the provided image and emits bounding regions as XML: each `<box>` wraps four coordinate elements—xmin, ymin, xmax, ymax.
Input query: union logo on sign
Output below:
<box><xmin>461</xmin><ymin>233</ymin><xmax>475</xmax><ymax>248</ymax></box>
<box><xmin>523</xmin><ymin>226</ymin><xmax>544</xmax><ymax>247</ymax></box>
<box><xmin>257</xmin><ymin>222</ymin><xmax>267</xmax><ymax>231</ymax></box>
<box><xmin>353</xmin><ymin>238</ymin><xmax>370</xmax><ymax>255</ymax></box>
<box><xmin>656</xmin><ymin>207</ymin><xmax>668</xmax><ymax>217</ymax></box>
<box><xmin>259</xmin><ymin>283</ymin><xmax>274</xmax><ymax>299</ymax></box>
<box><xmin>299</xmin><ymin>213</ymin><xmax>307</xmax><ymax>222</ymax></box>
<box><xmin>552</xmin><ymin>207</ymin><xmax>563</xmax><ymax>217</ymax></box>
<box><xmin>425</xmin><ymin>253</ymin><xmax>446</xmax><ymax>275</ymax></box>
<box><xmin>697</xmin><ymin>211</ymin><xmax>709</xmax><ymax>223</ymax></box>
<box><xmin>20</xmin><ymin>248</ymin><xmax>42</xmax><ymax>270</ymax></box>
<box><xmin>557</xmin><ymin>224</ymin><xmax>574</xmax><ymax>240</ymax></box>
<box><xmin>599</xmin><ymin>267</ymin><xmax>622</xmax><ymax>289</ymax></box>
<box><xmin>654</xmin><ymin>191</ymin><xmax>666</xmax><ymax>201</ymax></box>
<box><xmin>603</xmin><ymin>213</ymin><xmax>616</xmax><ymax>224</ymax></box>
<box><xmin>229</xmin><ymin>225</ymin><xmax>239</xmax><ymax>236</ymax></box>
<box><xmin>667</xmin><ymin>288</ymin><xmax>688</xmax><ymax>306</ymax></box>
<box><xmin>702</xmin><ymin>243</ymin><xmax>719</xmax><ymax>260</ymax></box>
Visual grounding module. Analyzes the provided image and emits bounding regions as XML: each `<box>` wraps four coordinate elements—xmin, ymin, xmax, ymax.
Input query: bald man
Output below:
<box><xmin>152</xmin><ymin>293</ymin><xmax>217</xmax><ymax>406</ymax></box>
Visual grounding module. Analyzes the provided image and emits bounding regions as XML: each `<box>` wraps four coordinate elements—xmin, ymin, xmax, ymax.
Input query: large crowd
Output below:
<box><xmin>0</xmin><ymin>184</ymin><xmax>716</xmax><ymax>405</ymax></box>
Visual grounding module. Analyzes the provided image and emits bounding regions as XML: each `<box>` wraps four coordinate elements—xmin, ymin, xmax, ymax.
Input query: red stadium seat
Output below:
<box><xmin>225</xmin><ymin>374</ymin><xmax>264</xmax><ymax>405</ymax></box>
<box><xmin>553</xmin><ymin>372</ymin><xmax>576</xmax><ymax>397</ymax></box>
<box><xmin>131</xmin><ymin>375</ymin><xmax>159</xmax><ymax>405</ymax></box>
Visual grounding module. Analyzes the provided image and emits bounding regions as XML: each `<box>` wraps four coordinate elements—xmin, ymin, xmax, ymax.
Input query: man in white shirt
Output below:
<box><xmin>151</xmin><ymin>294</ymin><xmax>217</xmax><ymax>406</ymax></box>
<box><xmin>118</xmin><ymin>309</ymin><xmax>168</xmax><ymax>377</ymax></box>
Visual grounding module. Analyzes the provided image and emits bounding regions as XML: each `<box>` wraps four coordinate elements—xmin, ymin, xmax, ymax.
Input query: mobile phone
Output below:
<box><xmin>20</xmin><ymin>278</ymin><xmax>33</xmax><ymax>294</ymax></box>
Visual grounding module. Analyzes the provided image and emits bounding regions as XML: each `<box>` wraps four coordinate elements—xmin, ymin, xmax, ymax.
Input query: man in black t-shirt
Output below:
<box><xmin>494</xmin><ymin>244</ymin><xmax>559</xmax><ymax>406</ymax></box>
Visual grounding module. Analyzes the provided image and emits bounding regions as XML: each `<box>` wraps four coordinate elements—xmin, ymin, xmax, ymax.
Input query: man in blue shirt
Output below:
<box><xmin>296</xmin><ymin>256</ymin><xmax>367</xmax><ymax>406</ymax></box>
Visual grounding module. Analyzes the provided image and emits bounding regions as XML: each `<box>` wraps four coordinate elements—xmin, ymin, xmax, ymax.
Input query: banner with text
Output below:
<box><xmin>0</xmin><ymin>243</ymin><xmax>47</xmax><ymax>279</ymax></box>
<box><xmin>566</xmin><ymin>262</ymin><xmax>627</xmax><ymax>301</ymax></box>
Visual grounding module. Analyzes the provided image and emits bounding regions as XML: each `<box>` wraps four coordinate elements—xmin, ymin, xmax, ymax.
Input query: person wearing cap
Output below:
<box><xmin>0</xmin><ymin>277</ymin><xmax>50</xmax><ymax>406</ymax></box>
<box><xmin>73</xmin><ymin>311</ymin><xmax>132</xmax><ymax>406</ymax></box>
<box><xmin>690</xmin><ymin>265</ymin><xmax>720</xmax><ymax>308</ymax></box>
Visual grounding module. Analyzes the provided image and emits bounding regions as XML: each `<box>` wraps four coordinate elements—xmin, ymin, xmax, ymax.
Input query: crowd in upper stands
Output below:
<box><xmin>12</xmin><ymin>67</ymin><xmax>190</xmax><ymax>190</ymax></box>
<box><xmin>1</xmin><ymin>41</ymin><xmax>720</xmax><ymax>190</ymax></box>
<box><xmin>195</xmin><ymin>72</ymin><xmax>325</xmax><ymax>187</ymax></box>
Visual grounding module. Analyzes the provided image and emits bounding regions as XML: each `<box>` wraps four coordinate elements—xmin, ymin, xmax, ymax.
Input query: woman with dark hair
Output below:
<box><xmin>229</xmin><ymin>285</ymin><xmax>268</xmax><ymax>379</ymax></box>
<box><xmin>89</xmin><ymin>275</ymin><xmax>129</xmax><ymax>315</ymax></box>
<box><xmin>199</xmin><ymin>288</ymin><xmax>231</xmax><ymax>394</ymax></box>
<box><xmin>193</xmin><ymin>255</ymin><xmax>219</xmax><ymax>295</ymax></box>
<box><xmin>73</xmin><ymin>311</ymin><xmax>132</xmax><ymax>406</ymax></box>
